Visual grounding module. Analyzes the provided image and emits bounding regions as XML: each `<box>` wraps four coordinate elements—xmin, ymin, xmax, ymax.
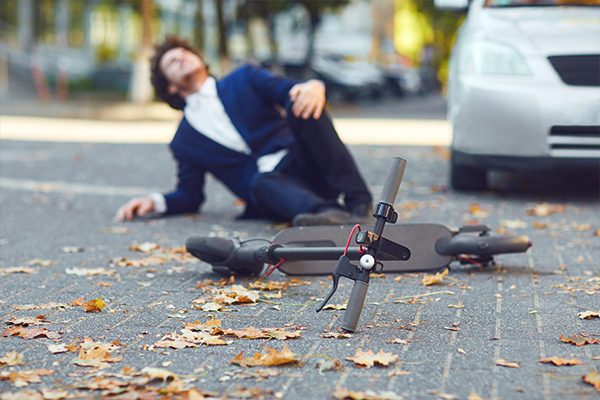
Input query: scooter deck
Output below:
<box><xmin>274</xmin><ymin>223</ymin><xmax>453</xmax><ymax>275</ymax></box>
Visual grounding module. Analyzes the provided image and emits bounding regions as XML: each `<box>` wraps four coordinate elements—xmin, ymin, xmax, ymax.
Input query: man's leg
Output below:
<box><xmin>285</xmin><ymin>102</ymin><xmax>372</xmax><ymax>214</ymax></box>
<box><xmin>247</xmin><ymin>170</ymin><xmax>340</xmax><ymax>221</ymax></box>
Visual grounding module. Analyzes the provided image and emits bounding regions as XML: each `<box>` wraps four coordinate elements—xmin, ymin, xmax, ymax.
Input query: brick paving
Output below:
<box><xmin>0</xmin><ymin>140</ymin><xmax>599</xmax><ymax>399</ymax></box>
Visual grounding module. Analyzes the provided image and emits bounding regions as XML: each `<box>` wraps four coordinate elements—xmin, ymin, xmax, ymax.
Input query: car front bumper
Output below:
<box><xmin>450</xmin><ymin>71</ymin><xmax>600</xmax><ymax>165</ymax></box>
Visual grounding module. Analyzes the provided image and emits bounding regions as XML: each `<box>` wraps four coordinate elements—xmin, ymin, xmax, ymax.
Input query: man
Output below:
<box><xmin>115</xmin><ymin>36</ymin><xmax>372</xmax><ymax>226</ymax></box>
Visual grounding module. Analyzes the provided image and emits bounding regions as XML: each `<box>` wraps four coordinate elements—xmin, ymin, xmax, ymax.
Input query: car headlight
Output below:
<box><xmin>459</xmin><ymin>40</ymin><xmax>531</xmax><ymax>76</ymax></box>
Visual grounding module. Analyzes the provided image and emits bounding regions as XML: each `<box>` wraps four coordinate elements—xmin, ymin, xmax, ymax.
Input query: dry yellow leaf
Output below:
<box><xmin>496</xmin><ymin>358</ymin><xmax>520</xmax><ymax>368</ymax></box>
<box><xmin>578</xmin><ymin>310</ymin><xmax>600</xmax><ymax>319</ymax></box>
<box><xmin>539</xmin><ymin>356</ymin><xmax>584</xmax><ymax>366</ymax></box>
<box><xmin>346</xmin><ymin>349</ymin><xmax>398</xmax><ymax>369</ymax></box>
<box><xmin>231</xmin><ymin>344</ymin><xmax>298</xmax><ymax>367</ymax></box>
<box><xmin>422</xmin><ymin>269</ymin><xmax>449</xmax><ymax>286</ymax></box>
<box><xmin>73</xmin><ymin>297</ymin><xmax>105</xmax><ymax>312</ymax></box>
<box><xmin>583</xmin><ymin>370</ymin><xmax>600</xmax><ymax>391</ymax></box>
<box><xmin>0</xmin><ymin>351</ymin><xmax>24</xmax><ymax>366</ymax></box>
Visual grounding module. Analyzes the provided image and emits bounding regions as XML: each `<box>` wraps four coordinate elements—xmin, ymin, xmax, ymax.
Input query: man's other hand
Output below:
<box><xmin>289</xmin><ymin>79</ymin><xmax>326</xmax><ymax>120</ymax></box>
<box><xmin>114</xmin><ymin>197</ymin><xmax>155</xmax><ymax>221</ymax></box>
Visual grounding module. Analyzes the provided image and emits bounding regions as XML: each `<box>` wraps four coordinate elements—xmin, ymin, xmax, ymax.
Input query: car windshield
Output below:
<box><xmin>484</xmin><ymin>0</ymin><xmax>599</xmax><ymax>7</ymax></box>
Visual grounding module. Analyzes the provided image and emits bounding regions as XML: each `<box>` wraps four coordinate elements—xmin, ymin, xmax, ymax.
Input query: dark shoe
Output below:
<box><xmin>292</xmin><ymin>208</ymin><xmax>371</xmax><ymax>227</ymax></box>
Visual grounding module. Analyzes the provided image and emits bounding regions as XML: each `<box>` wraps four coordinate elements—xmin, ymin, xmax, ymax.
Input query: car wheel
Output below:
<box><xmin>450</xmin><ymin>156</ymin><xmax>488</xmax><ymax>191</ymax></box>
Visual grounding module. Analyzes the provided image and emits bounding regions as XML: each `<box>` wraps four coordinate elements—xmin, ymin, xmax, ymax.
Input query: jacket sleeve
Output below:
<box><xmin>245</xmin><ymin>64</ymin><xmax>300</xmax><ymax>107</ymax></box>
<box><xmin>163</xmin><ymin>156</ymin><xmax>206</xmax><ymax>215</ymax></box>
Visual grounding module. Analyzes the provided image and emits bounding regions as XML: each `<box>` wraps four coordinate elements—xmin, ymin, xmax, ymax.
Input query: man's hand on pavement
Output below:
<box><xmin>289</xmin><ymin>79</ymin><xmax>326</xmax><ymax>120</ymax></box>
<box><xmin>114</xmin><ymin>197</ymin><xmax>155</xmax><ymax>221</ymax></box>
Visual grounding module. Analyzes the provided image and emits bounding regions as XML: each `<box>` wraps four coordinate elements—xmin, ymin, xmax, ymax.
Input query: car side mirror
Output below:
<box><xmin>434</xmin><ymin>0</ymin><xmax>470</xmax><ymax>12</ymax></box>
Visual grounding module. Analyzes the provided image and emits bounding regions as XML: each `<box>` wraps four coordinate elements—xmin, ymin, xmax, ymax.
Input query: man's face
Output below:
<box><xmin>160</xmin><ymin>47</ymin><xmax>205</xmax><ymax>91</ymax></box>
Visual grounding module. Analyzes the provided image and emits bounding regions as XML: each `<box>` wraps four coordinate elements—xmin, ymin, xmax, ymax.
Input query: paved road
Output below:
<box><xmin>0</xmin><ymin>134</ymin><xmax>599</xmax><ymax>399</ymax></box>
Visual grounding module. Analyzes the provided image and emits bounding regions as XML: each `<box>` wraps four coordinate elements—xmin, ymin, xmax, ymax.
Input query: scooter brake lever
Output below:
<box><xmin>316</xmin><ymin>255</ymin><xmax>367</xmax><ymax>313</ymax></box>
<box><xmin>316</xmin><ymin>271</ymin><xmax>340</xmax><ymax>313</ymax></box>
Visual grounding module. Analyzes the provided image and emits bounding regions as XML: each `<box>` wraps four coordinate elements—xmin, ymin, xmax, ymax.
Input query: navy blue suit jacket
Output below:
<box><xmin>164</xmin><ymin>64</ymin><xmax>299</xmax><ymax>215</ymax></box>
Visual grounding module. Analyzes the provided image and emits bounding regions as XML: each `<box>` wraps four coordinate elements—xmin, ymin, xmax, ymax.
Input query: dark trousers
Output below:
<box><xmin>245</xmin><ymin>102</ymin><xmax>372</xmax><ymax>221</ymax></box>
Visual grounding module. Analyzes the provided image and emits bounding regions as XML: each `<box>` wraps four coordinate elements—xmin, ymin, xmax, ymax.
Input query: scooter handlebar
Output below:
<box><xmin>379</xmin><ymin>157</ymin><xmax>407</xmax><ymax>206</ymax></box>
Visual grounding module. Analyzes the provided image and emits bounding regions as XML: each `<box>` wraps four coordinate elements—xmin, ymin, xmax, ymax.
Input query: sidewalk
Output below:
<box><xmin>0</xmin><ymin>95</ymin><xmax>451</xmax><ymax>146</ymax></box>
<box><xmin>0</xmin><ymin>136</ymin><xmax>598</xmax><ymax>399</ymax></box>
<box><xmin>0</xmin><ymin>115</ymin><xmax>452</xmax><ymax>146</ymax></box>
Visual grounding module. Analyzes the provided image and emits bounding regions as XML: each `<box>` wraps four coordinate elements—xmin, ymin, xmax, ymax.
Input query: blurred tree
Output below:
<box><xmin>238</xmin><ymin>0</ymin><xmax>349</xmax><ymax>75</ymax></box>
<box><xmin>412</xmin><ymin>0</ymin><xmax>464</xmax><ymax>87</ymax></box>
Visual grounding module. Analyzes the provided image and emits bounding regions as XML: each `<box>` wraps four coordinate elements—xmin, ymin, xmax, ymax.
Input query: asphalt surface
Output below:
<box><xmin>1</xmin><ymin>115</ymin><xmax>599</xmax><ymax>399</ymax></box>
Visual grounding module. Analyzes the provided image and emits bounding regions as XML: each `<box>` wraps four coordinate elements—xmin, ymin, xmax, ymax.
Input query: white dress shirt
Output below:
<box><xmin>150</xmin><ymin>77</ymin><xmax>288</xmax><ymax>213</ymax></box>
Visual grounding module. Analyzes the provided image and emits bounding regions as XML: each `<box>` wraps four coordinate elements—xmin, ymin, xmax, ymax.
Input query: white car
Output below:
<box><xmin>436</xmin><ymin>0</ymin><xmax>600</xmax><ymax>190</ymax></box>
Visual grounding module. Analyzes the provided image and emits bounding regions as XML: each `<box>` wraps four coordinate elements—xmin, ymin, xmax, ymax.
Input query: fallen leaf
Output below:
<box><xmin>332</xmin><ymin>387</ymin><xmax>403</xmax><ymax>400</ymax></box>
<box><xmin>227</xmin><ymin>387</ymin><xmax>274</xmax><ymax>399</ymax></box>
<box><xmin>0</xmin><ymin>351</ymin><xmax>24</xmax><ymax>366</ymax></box>
<box><xmin>582</xmin><ymin>370</ymin><xmax>600</xmax><ymax>391</ymax></box>
<box><xmin>316</xmin><ymin>358</ymin><xmax>343</xmax><ymax>374</ymax></box>
<box><xmin>573</xmin><ymin>223</ymin><xmax>591</xmax><ymax>231</ymax></box>
<box><xmin>184</xmin><ymin>319</ymin><xmax>222</xmax><ymax>331</ymax></box>
<box><xmin>321</xmin><ymin>332</ymin><xmax>353</xmax><ymax>339</ymax></box>
<box><xmin>13</xmin><ymin>302</ymin><xmax>70</xmax><ymax>311</ymax></box>
<box><xmin>443</xmin><ymin>327</ymin><xmax>461</xmax><ymax>331</ymax></box>
<box><xmin>0</xmin><ymin>267</ymin><xmax>36</xmax><ymax>275</ymax></box>
<box><xmin>5</xmin><ymin>316</ymin><xmax>49</xmax><ymax>326</ymax></box>
<box><xmin>346</xmin><ymin>349</ymin><xmax>398</xmax><ymax>369</ymax></box>
<box><xmin>322</xmin><ymin>304</ymin><xmax>347</xmax><ymax>310</ymax></box>
<box><xmin>578</xmin><ymin>310</ymin><xmax>600</xmax><ymax>319</ymax></box>
<box><xmin>141</xmin><ymin>367</ymin><xmax>177</xmax><ymax>382</ymax></box>
<box><xmin>539</xmin><ymin>356</ymin><xmax>584</xmax><ymax>366</ymax></box>
<box><xmin>65</xmin><ymin>267</ymin><xmax>115</xmax><ymax>276</ymax></box>
<box><xmin>201</xmin><ymin>302</ymin><xmax>225</xmax><ymax>312</ymax></box>
<box><xmin>73</xmin><ymin>297</ymin><xmax>105</xmax><ymax>312</ymax></box>
<box><xmin>0</xmin><ymin>369</ymin><xmax>53</xmax><ymax>387</ymax></box>
<box><xmin>469</xmin><ymin>204</ymin><xmax>488</xmax><ymax>218</ymax></box>
<box><xmin>422</xmin><ymin>269</ymin><xmax>449</xmax><ymax>286</ymax></box>
<box><xmin>433</xmin><ymin>146</ymin><xmax>451</xmax><ymax>160</ymax></box>
<box><xmin>61</xmin><ymin>246</ymin><xmax>84</xmax><ymax>253</ymax></box>
<box><xmin>47</xmin><ymin>344</ymin><xmax>68</xmax><ymax>354</ymax></box>
<box><xmin>390</xmin><ymin>338</ymin><xmax>409</xmax><ymax>345</ymax></box>
<box><xmin>249</xmin><ymin>281</ymin><xmax>290</xmax><ymax>291</ymax></box>
<box><xmin>467</xmin><ymin>392</ymin><xmax>486</xmax><ymax>400</ymax></box>
<box><xmin>100</xmin><ymin>227</ymin><xmax>129</xmax><ymax>234</ymax></box>
<box><xmin>532</xmin><ymin>221</ymin><xmax>548</xmax><ymax>229</ymax></box>
<box><xmin>526</xmin><ymin>202</ymin><xmax>564</xmax><ymax>216</ymax></box>
<box><xmin>501</xmin><ymin>219</ymin><xmax>528</xmax><ymax>229</ymax></box>
<box><xmin>129</xmin><ymin>242</ymin><xmax>161</xmax><ymax>252</ymax></box>
<box><xmin>231</xmin><ymin>344</ymin><xmax>298</xmax><ymax>367</ymax></box>
<box><xmin>496</xmin><ymin>359</ymin><xmax>520</xmax><ymax>368</ymax></box>
<box><xmin>560</xmin><ymin>334</ymin><xmax>600</xmax><ymax>346</ymax></box>
<box><xmin>458</xmin><ymin>348</ymin><xmax>466</xmax><ymax>354</ymax></box>
<box><xmin>27</xmin><ymin>259</ymin><xmax>53</xmax><ymax>266</ymax></box>
<box><xmin>1</xmin><ymin>326</ymin><xmax>61</xmax><ymax>340</ymax></box>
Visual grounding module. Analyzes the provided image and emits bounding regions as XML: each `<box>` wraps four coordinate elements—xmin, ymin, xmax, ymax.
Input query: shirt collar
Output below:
<box><xmin>185</xmin><ymin>76</ymin><xmax>217</xmax><ymax>105</ymax></box>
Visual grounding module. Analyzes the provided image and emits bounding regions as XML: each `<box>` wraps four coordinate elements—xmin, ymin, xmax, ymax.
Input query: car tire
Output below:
<box><xmin>450</xmin><ymin>156</ymin><xmax>488</xmax><ymax>191</ymax></box>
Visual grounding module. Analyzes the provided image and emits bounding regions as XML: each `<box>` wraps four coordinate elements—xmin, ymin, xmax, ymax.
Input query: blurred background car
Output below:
<box><xmin>436</xmin><ymin>0</ymin><xmax>600</xmax><ymax>190</ymax></box>
<box><xmin>310</xmin><ymin>53</ymin><xmax>386</xmax><ymax>101</ymax></box>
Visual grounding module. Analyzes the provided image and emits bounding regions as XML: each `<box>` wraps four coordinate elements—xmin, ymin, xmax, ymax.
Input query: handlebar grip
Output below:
<box><xmin>379</xmin><ymin>157</ymin><xmax>407</xmax><ymax>206</ymax></box>
<box><xmin>341</xmin><ymin>280</ymin><xmax>369</xmax><ymax>333</ymax></box>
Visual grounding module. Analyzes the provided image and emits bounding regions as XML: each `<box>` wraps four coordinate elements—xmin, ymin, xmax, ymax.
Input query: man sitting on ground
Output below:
<box><xmin>115</xmin><ymin>36</ymin><xmax>372</xmax><ymax>226</ymax></box>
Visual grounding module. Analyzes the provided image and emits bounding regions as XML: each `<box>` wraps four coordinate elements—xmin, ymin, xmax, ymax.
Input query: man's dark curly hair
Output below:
<box><xmin>150</xmin><ymin>36</ymin><xmax>208</xmax><ymax>110</ymax></box>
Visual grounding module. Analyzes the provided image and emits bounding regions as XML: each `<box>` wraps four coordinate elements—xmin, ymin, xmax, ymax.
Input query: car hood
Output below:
<box><xmin>476</xmin><ymin>7</ymin><xmax>600</xmax><ymax>56</ymax></box>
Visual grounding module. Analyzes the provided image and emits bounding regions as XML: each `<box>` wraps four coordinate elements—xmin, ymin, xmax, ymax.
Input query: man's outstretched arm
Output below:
<box><xmin>114</xmin><ymin>158</ymin><xmax>206</xmax><ymax>221</ymax></box>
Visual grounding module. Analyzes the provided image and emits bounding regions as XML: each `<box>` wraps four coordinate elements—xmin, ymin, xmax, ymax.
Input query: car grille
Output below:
<box><xmin>549</xmin><ymin>126</ymin><xmax>600</xmax><ymax>158</ymax></box>
<box><xmin>548</xmin><ymin>55</ymin><xmax>600</xmax><ymax>87</ymax></box>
